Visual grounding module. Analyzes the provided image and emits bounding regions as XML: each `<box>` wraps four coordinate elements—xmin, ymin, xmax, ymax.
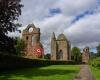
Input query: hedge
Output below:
<box><xmin>0</xmin><ymin>54</ymin><xmax>77</xmax><ymax>70</ymax></box>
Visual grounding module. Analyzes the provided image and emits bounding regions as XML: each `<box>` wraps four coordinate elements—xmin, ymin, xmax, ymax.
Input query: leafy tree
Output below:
<box><xmin>96</xmin><ymin>44</ymin><xmax>100</xmax><ymax>57</ymax></box>
<box><xmin>0</xmin><ymin>0</ymin><xmax>23</xmax><ymax>54</ymax></box>
<box><xmin>0</xmin><ymin>34</ymin><xmax>16</xmax><ymax>54</ymax></box>
<box><xmin>44</xmin><ymin>54</ymin><xmax>51</xmax><ymax>60</ymax></box>
<box><xmin>71</xmin><ymin>47</ymin><xmax>81</xmax><ymax>62</ymax></box>
<box><xmin>90</xmin><ymin>52</ymin><xmax>97</xmax><ymax>59</ymax></box>
<box><xmin>0</xmin><ymin>0</ymin><xmax>23</xmax><ymax>33</ymax></box>
<box><xmin>15</xmin><ymin>37</ymin><xmax>26</xmax><ymax>56</ymax></box>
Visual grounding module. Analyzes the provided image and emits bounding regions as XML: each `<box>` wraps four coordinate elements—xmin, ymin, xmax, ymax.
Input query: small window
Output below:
<box><xmin>26</xmin><ymin>36</ymin><xmax>28</xmax><ymax>40</ymax></box>
<box><xmin>32</xmin><ymin>36</ymin><xmax>35</xmax><ymax>45</ymax></box>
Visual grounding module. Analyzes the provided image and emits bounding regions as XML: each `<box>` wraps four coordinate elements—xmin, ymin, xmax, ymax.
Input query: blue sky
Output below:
<box><xmin>49</xmin><ymin>8</ymin><xmax>61</xmax><ymax>15</ymax></box>
<box><xmin>9</xmin><ymin>0</ymin><xmax>100</xmax><ymax>53</ymax></box>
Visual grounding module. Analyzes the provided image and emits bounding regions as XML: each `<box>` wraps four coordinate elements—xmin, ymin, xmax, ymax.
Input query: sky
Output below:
<box><xmin>9</xmin><ymin>0</ymin><xmax>100</xmax><ymax>54</ymax></box>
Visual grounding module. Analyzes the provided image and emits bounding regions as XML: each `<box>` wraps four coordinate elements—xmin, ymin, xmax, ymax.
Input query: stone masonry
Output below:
<box><xmin>82</xmin><ymin>47</ymin><xmax>90</xmax><ymax>64</ymax></box>
<box><xmin>51</xmin><ymin>32</ymin><xmax>71</xmax><ymax>61</ymax></box>
<box><xmin>22</xmin><ymin>24</ymin><xmax>44</xmax><ymax>59</ymax></box>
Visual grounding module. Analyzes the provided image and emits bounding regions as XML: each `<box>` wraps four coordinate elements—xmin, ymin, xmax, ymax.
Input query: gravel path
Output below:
<box><xmin>74</xmin><ymin>65</ymin><xmax>96</xmax><ymax>80</ymax></box>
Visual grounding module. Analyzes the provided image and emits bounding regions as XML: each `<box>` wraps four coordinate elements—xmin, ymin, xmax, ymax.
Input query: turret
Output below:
<box><xmin>51</xmin><ymin>32</ymin><xmax>57</xmax><ymax>60</ymax></box>
<box><xmin>51</xmin><ymin>32</ymin><xmax>56</xmax><ymax>40</ymax></box>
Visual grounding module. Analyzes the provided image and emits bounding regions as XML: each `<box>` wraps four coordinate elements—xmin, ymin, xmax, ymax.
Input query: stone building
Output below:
<box><xmin>82</xmin><ymin>47</ymin><xmax>90</xmax><ymax>63</ymax></box>
<box><xmin>51</xmin><ymin>32</ymin><xmax>71</xmax><ymax>61</ymax></box>
<box><xmin>22</xmin><ymin>24</ymin><xmax>44</xmax><ymax>59</ymax></box>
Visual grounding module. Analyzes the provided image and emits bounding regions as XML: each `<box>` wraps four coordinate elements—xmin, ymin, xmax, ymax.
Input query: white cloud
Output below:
<box><xmin>56</xmin><ymin>0</ymin><xmax>98</xmax><ymax>16</ymax></box>
<box><xmin>35</xmin><ymin>14</ymin><xmax>73</xmax><ymax>53</ymax></box>
<box><xmin>8</xmin><ymin>0</ymin><xmax>100</xmax><ymax>53</ymax></box>
<box><xmin>64</xmin><ymin>12</ymin><xmax>100</xmax><ymax>49</ymax></box>
<box><xmin>18</xmin><ymin>0</ymin><xmax>58</xmax><ymax>25</ymax></box>
<box><xmin>7</xmin><ymin>31</ymin><xmax>20</xmax><ymax>37</ymax></box>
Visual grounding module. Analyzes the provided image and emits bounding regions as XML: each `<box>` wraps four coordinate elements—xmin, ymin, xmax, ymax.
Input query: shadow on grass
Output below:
<box><xmin>0</xmin><ymin>67</ymin><xmax>78</xmax><ymax>80</ymax></box>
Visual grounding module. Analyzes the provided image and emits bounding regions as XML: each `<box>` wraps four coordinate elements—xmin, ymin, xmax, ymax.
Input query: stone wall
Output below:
<box><xmin>82</xmin><ymin>47</ymin><xmax>90</xmax><ymax>63</ymax></box>
<box><xmin>51</xmin><ymin>32</ymin><xmax>71</xmax><ymax>61</ymax></box>
<box><xmin>22</xmin><ymin>24</ymin><xmax>44</xmax><ymax>59</ymax></box>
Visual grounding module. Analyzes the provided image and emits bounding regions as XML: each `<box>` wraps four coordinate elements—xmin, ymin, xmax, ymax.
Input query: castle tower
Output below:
<box><xmin>22</xmin><ymin>24</ymin><xmax>44</xmax><ymax>59</ymax></box>
<box><xmin>82</xmin><ymin>47</ymin><xmax>90</xmax><ymax>63</ymax></box>
<box><xmin>51</xmin><ymin>33</ymin><xmax>71</xmax><ymax>61</ymax></box>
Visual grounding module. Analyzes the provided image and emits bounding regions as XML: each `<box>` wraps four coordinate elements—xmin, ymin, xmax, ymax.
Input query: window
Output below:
<box><xmin>32</xmin><ymin>36</ymin><xmax>35</xmax><ymax>46</ymax></box>
<box><xmin>26</xmin><ymin>36</ymin><xmax>28</xmax><ymax>40</ymax></box>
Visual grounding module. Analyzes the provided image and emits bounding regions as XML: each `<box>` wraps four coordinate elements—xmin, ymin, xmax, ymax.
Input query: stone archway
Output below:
<box><xmin>57</xmin><ymin>49</ymin><xmax>63</xmax><ymax>60</ymax></box>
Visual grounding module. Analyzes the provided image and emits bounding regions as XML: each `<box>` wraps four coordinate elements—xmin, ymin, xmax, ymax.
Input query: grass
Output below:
<box><xmin>0</xmin><ymin>65</ymin><xmax>80</xmax><ymax>80</ymax></box>
<box><xmin>90</xmin><ymin>66</ymin><xmax>100</xmax><ymax>80</ymax></box>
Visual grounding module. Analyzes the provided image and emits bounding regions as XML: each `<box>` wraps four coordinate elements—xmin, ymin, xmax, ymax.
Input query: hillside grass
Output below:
<box><xmin>90</xmin><ymin>66</ymin><xmax>100</xmax><ymax>80</ymax></box>
<box><xmin>0</xmin><ymin>65</ymin><xmax>80</xmax><ymax>80</ymax></box>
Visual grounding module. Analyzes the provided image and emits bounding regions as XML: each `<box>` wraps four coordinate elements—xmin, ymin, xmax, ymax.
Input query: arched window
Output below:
<box><xmin>26</xmin><ymin>36</ymin><xmax>28</xmax><ymax>40</ymax></box>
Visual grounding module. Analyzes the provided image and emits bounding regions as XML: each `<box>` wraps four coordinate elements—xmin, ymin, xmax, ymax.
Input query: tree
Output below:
<box><xmin>15</xmin><ymin>37</ymin><xmax>26</xmax><ymax>56</ymax></box>
<box><xmin>90</xmin><ymin>52</ymin><xmax>97</xmax><ymax>59</ymax></box>
<box><xmin>96</xmin><ymin>44</ymin><xmax>100</xmax><ymax>57</ymax></box>
<box><xmin>44</xmin><ymin>54</ymin><xmax>51</xmax><ymax>60</ymax></box>
<box><xmin>0</xmin><ymin>0</ymin><xmax>23</xmax><ymax>54</ymax></box>
<box><xmin>71</xmin><ymin>47</ymin><xmax>81</xmax><ymax>62</ymax></box>
<box><xmin>0</xmin><ymin>0</ymin><xmax>23</xmax><ymax>33</ymax></box>
<box><xmin>0</xmin><ymin>34</ymin><xmax>16</xmax><ymax>54</ymax></box>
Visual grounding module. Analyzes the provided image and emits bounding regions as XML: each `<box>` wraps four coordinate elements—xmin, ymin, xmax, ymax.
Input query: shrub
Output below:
<box><xmin>90</xmin><ymin>57</ymin><xmax>100</xmax><ymax>68</ymax></box>
<box><xmin>0</xmin><ymin>54</ymin><xmax>77</xmax><ymax>70</ymax></box>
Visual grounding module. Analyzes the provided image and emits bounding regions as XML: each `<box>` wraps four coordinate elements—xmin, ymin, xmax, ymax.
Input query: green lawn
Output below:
<box><xmin>0</xmin><ymin>65</ymin><xmax>80</xmax><ymax>80</ymax></box>
<box><xmin>90</xmin><ymin>66</ymin><xmax>100</xmax><ymax>80</ymax></box>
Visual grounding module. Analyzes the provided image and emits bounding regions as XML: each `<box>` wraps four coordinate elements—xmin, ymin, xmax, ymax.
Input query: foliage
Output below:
<box><xmin>91</xmin><ymin>66</ymin><xmax>100</xmax><ymax>80</ymax></box>
<box><xmin>0</xmin><ymin>0</ymin><xmax>23</xmax><ymax>54</ymax></box>
<box><xmin>44</xmin><ymin>54</ymin><xmax>51</xmax><ymax>60</ymax></box>
<box><xmin>0</xmin><ymin>54</ymin><xmax>77</xmax><ymax>70</ymax></box>
<box><xmin>96</xmin><ymin>44</ymin><xmax>100</xmax><ymax>57</ymax></box>
<box><xmin>89</xmin><ymin>52</ymin><xmax>97</xmax><ymax>60</ymax></box>
<box><xmin>90</xmin><ymin>57</ymin><xmax>100</xmax><ymax>68</ymax></box>
<box><xmin>15</xmin><ymin>37</ymin><xmax>26</xmax><ymax>56</ymax></box>
<box><xmin>0</xmin><ymin>0</ymin><xmax>23</xmax><ymax>34</ymax></box>
<box><xmin>71</xmin><ymin>47</ymin><xmax>81</xmax><ymax>62</ymax></box>
<box><xmin>0</xmin><ymin>33</ymin><xmax>16</xmax><ymax>54</ymax></box>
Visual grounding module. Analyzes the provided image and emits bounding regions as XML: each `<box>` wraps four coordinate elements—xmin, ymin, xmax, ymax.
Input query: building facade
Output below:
<box><xmin>22</xmin><ymin>24</ymin><xmax>44</xmax><ymax>59</ymax></box>
<box><xmin>51</xmin><ymin>32</ymin><xmax>71</xmax><ymax>61</ymax></box>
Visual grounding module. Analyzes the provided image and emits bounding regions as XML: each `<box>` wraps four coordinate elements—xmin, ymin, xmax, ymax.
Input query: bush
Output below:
<box><xmin>0</xmin><ymin>54</ymin><xmax>77</xmax><ymax>70</ymax></box>
<box><xmin>90</xmin><ymin>57</ymin><xmax>100</xmax><ymax>68</ymax></box>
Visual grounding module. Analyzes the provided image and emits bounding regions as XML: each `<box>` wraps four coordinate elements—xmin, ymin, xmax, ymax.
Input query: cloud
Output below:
<box><xmin>7</xmin><ymin>31</ymin><xmax>20</xmax><ymax>37</ymax></box>
<box><xmin>18</xmin><ymin>0</ymin><xmax>58</xmax><ymax>25</ymax></box>
<box><xmin>56</xmin><ymin>0</ymin><xmax>98</xmax><ymax>16</ymax></box>
<box><xmin>8</xmin><ymin>0</ymin><xmax>100</xmax><ymax>53</ymax></box>
<box><xmin>35</xmin><ymin>14</ymin><xmax>73</xmax><ymax>53</ymax></box>
<box><xmin>64</xmin><ymin>12</ymin><xmax>100</xmax><ymax>49</ymax></box>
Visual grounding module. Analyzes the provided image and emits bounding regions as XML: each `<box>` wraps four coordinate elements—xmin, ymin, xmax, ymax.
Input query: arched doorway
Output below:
<box><xmin>57</xmin><ymin>49</ymin><xmax>63</xmax><ymax>60</ymax></box>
